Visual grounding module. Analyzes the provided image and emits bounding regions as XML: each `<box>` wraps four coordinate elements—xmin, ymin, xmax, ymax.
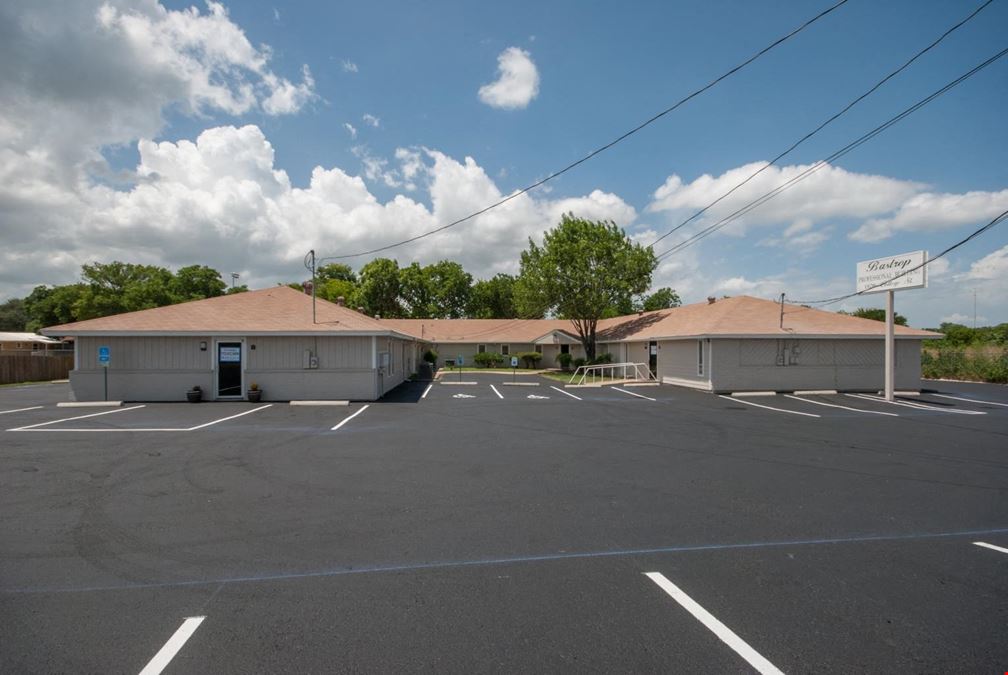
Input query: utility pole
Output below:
<box><xmin>310</xmin><ymin>249</ymin><xmax>316</xmax><ymax>324</ymax></box>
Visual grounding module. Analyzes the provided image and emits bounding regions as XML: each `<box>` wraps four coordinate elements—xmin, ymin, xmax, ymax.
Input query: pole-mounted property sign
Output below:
<box><xmin>855</xmin><ymin>250</ymin><xmax>927</xmax><ymax>403</ymax></box>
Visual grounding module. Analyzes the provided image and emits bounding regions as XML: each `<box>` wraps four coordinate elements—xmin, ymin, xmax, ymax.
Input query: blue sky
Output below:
<box><xmin>2</xmin><ymin>0</ymin><xmax>1006</xmax><ymax>326</ymax></box>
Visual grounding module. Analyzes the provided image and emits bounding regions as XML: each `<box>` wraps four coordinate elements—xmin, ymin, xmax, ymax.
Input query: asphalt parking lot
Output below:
<box><xmin>1</xmin><ymin>376</ymin><xmax>1006</xmax><ymax>673</ymax></box>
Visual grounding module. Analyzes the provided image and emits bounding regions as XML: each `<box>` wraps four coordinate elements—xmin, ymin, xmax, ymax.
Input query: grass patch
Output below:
<box><xmin>922</xmin><ymin>345</ymin><xmax>1008</xmax><ymax>383</ymax></box>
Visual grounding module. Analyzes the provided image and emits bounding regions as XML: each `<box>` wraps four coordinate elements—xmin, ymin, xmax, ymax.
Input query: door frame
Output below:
<box><xmin>213</xmin><ymin>338</ymin><xmax>245</xmax><ymax>400</ymax></box>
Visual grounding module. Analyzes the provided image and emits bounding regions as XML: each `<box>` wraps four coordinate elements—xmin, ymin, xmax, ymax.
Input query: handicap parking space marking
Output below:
<box><xmin>719</xmin><ymin>395</ymin><xmax>820</xmax><ymax>418</ymax></box>
<box><xmin>138</xmin><ymin>616</ymin><xmax>206</xmax><ymax>675</ymax></box>
<box><xmin>611</xmin><ymin>387</ymin><xmax>656</xmax><ymax>401</ymax></box>
<box><xmin>973</xmin><ymin>541</ymin><xmax>1008</xmax><ymax>556</ymax></box>
<box><xmin>0</xmin><ymin>406</ymin><xmax>45</xmax><ymax>416</ymax></box>
<box><xmin>331</xmin><ymin>404</ymin><xmax>370</xmax><ymax>431</ymax></box>
<box><xmin>452</xmin><ymin>393</ymin><xmax>476</xmax><ymax>399</ymax></box>
<box><xmin>490</xmin><ymin>384</ymin><xmax>504</xmax><ymax>399</ymax></box>
<box><xmin>847</xmin><ymin>393</ymin><xmax>985</xmax><ymax>415</ymax></box>
<box><xmin>644</xmin><ymin>572</ymin><xmax>783</xmax><ymax>675</ymax></box>
<box><xmin>550</xmin><ymin>386</ymin><xmax>582</xmax><ymax>400</ymax></box>
<box><xmin>527</xmin><ymin>394</ymin><xmax>550</xmax><ymax>400</ymax></box>
<box><xmin>783</xmin><ymin>394</ymin><xmax>898</xmax><ymax>417</ymax></box>
<box><xmin>930</xmin><ymin>393</ymin><xmax>1008</xmax><ymax>408</ymax></box>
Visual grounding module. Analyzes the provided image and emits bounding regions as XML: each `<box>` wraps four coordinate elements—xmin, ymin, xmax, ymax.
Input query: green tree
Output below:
<box><xmin>845</xmin><ymin>307</ymin><xmax>907</xmax><ymax>326</ymax></box>
<box><xmin>317</xmin><ymin>278</ymin><xmax>356</xmax><ymax>304</ymax></box>
<box><xmin>399</xmin><ymin>262</ymin><xmax>434</xmax><ymax>318</ymax></box>
<box><xmin>399</xmin><ymin>260</ymin><xmax>472</xmax><ymax>318</ymax></box>
<box><xmin>468</xmin><ymin>273</ymin><xmax>519</xmax><ymax>318</ymax></box>
<box><xmin>355</xmin><ymin>258</ymin><xmax>403</xmax><ymax>318</ymax></box>
<box><xmin>316</xmin><ymin>263</ymin><xmax>357</xmax><ymax>284</ymax></box>
<box><xmin>0</xmin><ymin>298</ymin><xmax>28</xmax><ymax>331</ymax></box>
<box><xmin>23</xmin><ymin>284</ymin><xmax>87</xmax><ymax>331</ymax></box>
<box><xmin>641</xmin><ymin>287</ymin><xmax>681</xmax><ymax>311</ymax></box>
<box><xmin>73</xmin><ymin>262</ymin><xmax>174</xmax><ymax>319</ymax></box>
<box><xmin>514</xmin><ymin>214</ymin><xmax>655</xmax><ymax>359</ymax></box>
<box><xmin>169</xmin><ymin>265</ymin><xmax>227</xmax><ymax>302</ymax></box>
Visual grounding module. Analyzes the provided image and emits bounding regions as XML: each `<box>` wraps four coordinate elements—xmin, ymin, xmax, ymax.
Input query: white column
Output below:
<box><xmin>885</xmin><ymin>290</ymin><xmax>895</xmax><ymax>402</ymax></box>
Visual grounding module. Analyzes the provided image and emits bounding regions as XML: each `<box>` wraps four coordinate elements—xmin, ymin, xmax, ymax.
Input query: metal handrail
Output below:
<box><xmin>567</xmin><ymin>362</ymin><xmax>653</xmax><ymax>385</ymax></box>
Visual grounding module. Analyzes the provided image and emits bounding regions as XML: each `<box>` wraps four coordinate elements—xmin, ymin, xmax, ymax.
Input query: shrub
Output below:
<box><xmin>556</xmin><ymin>352</ymin><xmax>573</xmax><ymax>370</ymax></box>
<box><xmin>473</xmin><ymin>351</ymin><xmax>505</xmax><ymax>368</ymax></box>
<box><xmin>572</xmin><ymin>357</ymin><xmax>587</xmax><ymax>370</ymax></box>
<box><xmin>422</xmin><ymin>349</ymin><xmax>438</xmax><ymax>364</ymax></box>
<box><xmin>588</xmin><ymin>352</ymin><xmax>613</xmax><ymax>365</ymax></box>
<box><xmin>922</xmin><ymin>346</ymin><xmax>1008</xmax><ymax>383</ymax></box>
<box><xmin>516</xmin><ymin>351</ymin><xmax>542</xmax><ymax>368</ymax></box>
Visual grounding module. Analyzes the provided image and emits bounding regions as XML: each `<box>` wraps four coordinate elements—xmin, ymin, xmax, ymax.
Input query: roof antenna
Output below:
<box><xmin>779</xmin><ymin>293</ymin><xmax>785</xmax><ymax>329</ymax></box>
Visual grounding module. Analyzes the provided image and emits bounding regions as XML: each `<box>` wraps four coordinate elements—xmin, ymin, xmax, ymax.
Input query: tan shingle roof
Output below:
<box><xmin>598</xmin><ymin>296</ymin><xmax>940</xmax><ymax>340</ymax></box>
<box><xmin>41</xmin><ymin>286</ymin><xmax>416</xmax><ymax>337</ymax></box>
<box><xmin>377</xmin><ymin>318</ymin><xmax>579</xmax><ymax>344</ymax></box>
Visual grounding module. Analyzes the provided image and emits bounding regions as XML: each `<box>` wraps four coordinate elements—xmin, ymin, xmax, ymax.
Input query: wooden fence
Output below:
<box><xmin>0</xmin><ymin>354</ymin><xmax>74</xmax><ymax>385</ymax></box>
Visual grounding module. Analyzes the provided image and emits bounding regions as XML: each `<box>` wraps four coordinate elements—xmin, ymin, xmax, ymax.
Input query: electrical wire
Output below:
<box><xmin>647</xmin><ymin>0</ymin><xmax>995</xmax><ymax>249</ymax></box>
<box><xmin>655</xmin><ymin>45</ymin><xmax>1008</xmax><ymax>262</ymax></box>
<box><xmin>314</xmin><ymin>0</ymin><xmax>851</xmax><ymax>263</ymax></box>
<box><xmin>790</xmin><ymin>208</ymin><xmax>1008</xmax><ymax>307</ymax></box>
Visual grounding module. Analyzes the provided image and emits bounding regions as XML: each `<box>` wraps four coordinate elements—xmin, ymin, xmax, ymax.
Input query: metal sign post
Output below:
<box><xmin>98</xmin><ymin>346</ymin><xmax>110</xmax><ymax>401</ymax></box>
<box><xmin>457</xmin><ymin>354</ymin><xmax>463</xmax><ymax>382</ymax></box>
<box><xmin>855</xmin><ymin>250</ymin><xmax>927</xmax><ymax>402</ymax></box>
<box><xmin>511</xmin><ymin>355</ymin><xmax>518</xmax><ymax>382</ymax></box>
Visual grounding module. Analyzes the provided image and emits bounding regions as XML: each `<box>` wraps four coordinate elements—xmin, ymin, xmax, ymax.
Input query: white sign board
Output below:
<box><xmin>511</xmin><ymin>356</ymin><xmax>519</xmax><ymax>368</ymax></box>
<box><xmin>856</xmin><ymin>250</ymin><xmax>927</xmax><ymax>294</ymax></box>
<box><xmin>218</xmin><ymin>346</ymin><xmax>242</xmax><ymax>362</ymax></box>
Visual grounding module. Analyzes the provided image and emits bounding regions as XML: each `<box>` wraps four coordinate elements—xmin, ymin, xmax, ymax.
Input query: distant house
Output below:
<box><xmin>0</xmin><ymin>332</ymin><xmax>64</xmax><ymax>353</ymax></box>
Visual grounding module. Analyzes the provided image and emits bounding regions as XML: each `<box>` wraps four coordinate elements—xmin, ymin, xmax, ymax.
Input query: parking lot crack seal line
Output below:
<box><xmin>6</xmin><ymin>526</ymin><xmax>1008</xmax><ymax>595</ymax></box>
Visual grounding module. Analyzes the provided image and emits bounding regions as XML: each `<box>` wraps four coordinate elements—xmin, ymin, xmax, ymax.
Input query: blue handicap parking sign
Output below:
<box><xmin>98</xmin><ymin>346</ymin><xmax>110</xmax><ymax>365</ymax></box>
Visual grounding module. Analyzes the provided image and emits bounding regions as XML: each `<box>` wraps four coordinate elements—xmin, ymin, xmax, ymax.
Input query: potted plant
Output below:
<box><xmin>186</xmin><ymin>385</ymin><xmax>202</xmax><ymax>403</ymax></box>
<box><xmin>247</xmin><ymin>382</ymin><xmax>262</xmax><ymax>402</ymax></box>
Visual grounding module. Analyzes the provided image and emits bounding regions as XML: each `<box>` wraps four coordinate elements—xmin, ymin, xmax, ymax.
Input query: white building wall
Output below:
<box><xmin>710</xmin><ymin>338</ymin><xmax>922</xmax><ymax>392</ymax></box>
<box><xmin>657</xmin><ymin>339</ymin><xmax>711</xmax><ymax>389</ymax></box>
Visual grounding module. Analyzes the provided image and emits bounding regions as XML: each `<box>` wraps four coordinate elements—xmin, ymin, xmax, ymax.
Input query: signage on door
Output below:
<box><xmin>219</xmin><ymin>346</ymin><xmax>242</xmax><ymax>362</ymax></box>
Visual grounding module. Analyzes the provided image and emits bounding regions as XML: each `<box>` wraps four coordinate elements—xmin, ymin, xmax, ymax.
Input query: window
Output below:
<box><xmin>500</xmin><ymin>344</ymin><xmax>510</xmax><ymax>356</ymax></box>
<box><xmin>477</xmin><ymin>344</ymin><xmax>486</xmax><ymax>354</ymax></box>
<box><xmin>534</xmin><ymin>344</ymin><xmax>542</xmax><ymax>354</ymax></box>
<box><xmin>697</xmin><ymin>339</ymin><xmax>704</xmax><ymax>376</ymax></box>
<box><xmin>560</xmin><ymin>344</ymin><xmax>570</xmax><ymax>355</ymax></box>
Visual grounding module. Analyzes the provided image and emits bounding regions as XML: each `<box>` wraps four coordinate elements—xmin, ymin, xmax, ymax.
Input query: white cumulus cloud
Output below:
<box><xmin>478</xmin><ymin>47</ymin><xmax>540</xmax><ymax>110</ymax></box>
<box><xmin>850</xmin><ymin>189</ymin><xmax>1008</xmax><ymax>242</ymax></box>
<box><xmin>362</xmin><ymin>113</ymin><xmax>380</xmax><ymax>128</ymax></box>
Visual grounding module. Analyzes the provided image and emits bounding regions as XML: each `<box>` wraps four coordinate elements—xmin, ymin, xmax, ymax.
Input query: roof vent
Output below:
<box><xmin>301</xmin><ymin>280</ymin><xmax>314</xmax><ymax>295</ymax></box>
<box><xmin>707</xmin><ymin>296</ymin><xmax>716</xmax><ymax>304</ymax></box>
<box><xmin>336</xmin><ymin>296</ymin><xmax>345</xmax><ymax>306</ymax></box>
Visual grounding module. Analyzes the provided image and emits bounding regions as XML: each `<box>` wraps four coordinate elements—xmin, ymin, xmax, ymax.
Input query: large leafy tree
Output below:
<box><xmin>355</xmin><ymin>258</ymin><xmax>403</xmax><ymax>318</ymax></box>
<box><xmin>468</xmin><ymin>273</ymin><xmax>519</xmax><ymax>319</ymax></box>
<box><xmin>74</xmin><ymin>262</ymin><xmax>174</xmax><ymax>319</ymax></box>
<box><xmin>316</xmin><ymin>263</ymin><xmax>356</xmax><ymax>284</ymax></box>
<box><xmin>23</xmin><ymin>283</ymin><xmax>87</xmax><ymax>331</ymax></box>
<box><xmin>843</xmin><ymin>307</ymin><xmax>907</xmax><ymax>326</ymax></box>
<box><xmin>514</xmin><ymin>214</ymin><xmax>655</xmax><ymax>359</ymax></box>
<box><xmin>399</xmin><ymin>260</ymin><xmax>472</xmax><ymax>318</ymax></box>
<box><xmin>0</xmin><ymin>298</ymin><xmax>28</xmax><ymax>331</ymax></box>
<box><xmin>641</xmin><ymin>287</ymin><xmax>681</xmax><ymax>312</ymax></box>
<box><xmin>169</xmin><ymin>265</ymin><xmax>227</xmax><ymax>302</ymax></box>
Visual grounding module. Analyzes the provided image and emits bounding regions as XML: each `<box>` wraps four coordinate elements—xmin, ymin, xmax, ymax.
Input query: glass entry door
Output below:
<box><xmin>216</xmin><ymin>342</ymin><xmax>243</xmax><ymax>398</ymax></box>
<box><xmin>648</xmin><ymin>341</ymin><xmax>658</xmax><ymax>378</ymax></box>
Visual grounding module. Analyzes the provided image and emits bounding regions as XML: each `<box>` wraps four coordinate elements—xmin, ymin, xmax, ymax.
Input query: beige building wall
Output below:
<box><xmin>710</xmin><ymin>338</ymin><xmax>922</xmax><ymax>392</ymax></box>
<box><xmin>69</xmin><ymin>334</ymin><xmax>409</xmax><ymax>402</ymax></box>
<box><xmin>657</xmin><ymin>339</ymin><xmax>712</xmax><ymax>389</ymax></box>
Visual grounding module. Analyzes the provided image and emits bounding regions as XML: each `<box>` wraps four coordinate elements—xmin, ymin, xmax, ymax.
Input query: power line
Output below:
<box><xmin>791</xmin><ymin>208</ymin><xmax>1008</xmax><ymax>307</ymax></box>
<box><xmin>315</xmin><ymin>0</ymin><xmax>850</xmax><ymax>264</ymax></box>
<box><xmin>647</xmin><ymin>0</ymin><xmax>995</xmax><ymax>249</ymax></box>
<box><xmin>655</xmin><ymin>45</ymin><xmax>1008</xmax><ymax>262</ymax></box>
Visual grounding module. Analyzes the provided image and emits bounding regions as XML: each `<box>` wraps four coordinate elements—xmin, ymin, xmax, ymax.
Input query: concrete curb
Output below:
<box><xmin>624</xmin><ymin>382</ymin><xmax>660</xmax><ymax>387</ymax></box>
<box><xmin>56</xmin><ymin>401</ymin><xmax>123</xmax><ymax>408</ymax></box>
<box><xmin>794</xmin><ymin>389</ymin><xmax>837</xmax><ymax>395</ymax></box>
<box><xmin>730</xmin><ymin>391</ymin><xmax>776</xmax><ymax>397</ymax></box>
<box><xmin>290</xmin><ymin>400</ymin><xmax>349</xmax><ymax>406</ymax></box>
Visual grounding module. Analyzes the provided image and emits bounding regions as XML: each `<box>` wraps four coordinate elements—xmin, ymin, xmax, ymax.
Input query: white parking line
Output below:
<box><xmin>644</xmin><ymin>572</ymin><xmax>783</xmax><ymax>675</ymax></box>
<box><xmin>7</xmin><ymin>405</ymin><xmax>146</xmax><ymax>431</ymax></box>
<box><xmin>490</xmin><ymin>384</ymin><xmax>504</xmax><ymax>399</ymax></box>
<box><xmin>973</xmin><ymin>541</ymin><xmax>1008</xmax><ymax>555</ymax></box>
<box><xmin>186</xmin><ymin>404</ymin><xmax>273</xmax><ymax>430</ymax></box>
<box><xmin>138</xmin><ymin>616</ymin><xmax>205</xmax><ymax>675</ymax></box>
<box><xmin>783</xmin><ymin>395</ymin><xmax>897</xmax><ymax>417</ymax></box>
<box><xmin>0</xmin><ymin>406</ymin><xmax>44</xmax><ymax>415</ymax></box>
<box><xmin>847</xmin><ymin>393</ymin><xmax>985</xmax><ymax>415</ymax></box>
<box><xmin>931</xmin><ymin>393</ymin><xmax>1008</xmax><ymax>408</ymax></box>
<box><xmin>421</xmin><ymin>384</ymin><xmax>433</xmax><ymax>399</ymax></box>
<box><xmin>612</xmin><ymin>387</ymin><xmax>656</xmax><ymax>401</ymax></box>
<box><xmin>720</xmin><ymin>395</ymin><xmax>819</xmax><ymax>418</ymax></box>
<box><xmin>550</xmin><ymin>386</ymin><xmax>582</xmax><ymax>400</ymax></box>
<box><xmin>331</xmin><ymin>405</ymin><xmax>369</xmax><ymax>431</ymax></box>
